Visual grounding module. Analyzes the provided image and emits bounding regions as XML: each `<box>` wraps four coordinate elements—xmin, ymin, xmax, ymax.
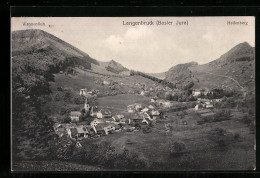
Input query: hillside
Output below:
<box><xmin>12</xmin><ymin>29</ymin><xmax>99</xmax><ymax>74</ymax></box>
<box><xmin>165</xmin><ymin>61</ymin><xmax>198</xmax><ymax>89</ymax></box>
<box><xmin>165</xmin><ymin>42</ymin><xmax>255</xmax><ymax>92</ymax></box>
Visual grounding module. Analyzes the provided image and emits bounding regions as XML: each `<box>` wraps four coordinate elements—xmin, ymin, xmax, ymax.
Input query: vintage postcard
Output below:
<box><xmin>11</xmin><ymin>17</ymin><xmax>255</xmax><ymax>171</ymax></box>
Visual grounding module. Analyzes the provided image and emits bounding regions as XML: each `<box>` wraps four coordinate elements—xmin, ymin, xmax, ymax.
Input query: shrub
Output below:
<box><xmin>241</xmin><ymin>115</ymin><xmax>252</xmax><ymax>125</ymax></box>
<box><xmin>234</xmin><ymin>133</ymin><xmax>241</xmax><ymax>140</ymax></box>
<box><xmin>169</xmin><ymin>141</ymin><xmax>186</xmax><ymax>155</ymax></box>
<box><xmin>142</xmin><ymin>126</ymin><xmax>152</xmax><ymax>134</ymax></box>
<box><xmin>214</xmin><ymin>128</ymin><xmax>227</xmax><ymax>136</ymax></box>
<box><xmin>213</xmin><ymin>110</ymin><xmax>231</xmax><ymax>122</ymax></box>
<box><xmin>216</xmin><ymin>139</ymin><xmax>227</xmax><ymax>148</ymax></box>
<box><xmin>74</xmin><ymin>96</ymin><xmax>85</xmax><ymax>105</ymax></box>
<box><xmin>249</xmin><ymin>123</ymin><xmax>255</xmax><ymax>133</ymax></box>
<box><xmin>64</xmin><ymin>92</ymin><xmax>72</xmax><ymax>102</ymax></box>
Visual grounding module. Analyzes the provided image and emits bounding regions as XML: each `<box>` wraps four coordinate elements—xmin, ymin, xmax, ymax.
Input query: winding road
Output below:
<box><xmin>202</xmin><ymin>71</ymin><xmax>245</xmax><ymax>92</ymax></box>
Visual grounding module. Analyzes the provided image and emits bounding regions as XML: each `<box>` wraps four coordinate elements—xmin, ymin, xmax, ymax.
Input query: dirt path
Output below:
<box><xmin>202</xmin><ymin>71</ymin><xmax>245</xmax><ymax>91</ymax></box>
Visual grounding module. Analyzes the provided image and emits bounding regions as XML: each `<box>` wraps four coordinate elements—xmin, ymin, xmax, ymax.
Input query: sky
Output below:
<box><xmin>11</xmin><ymin>17</ymin><xmax>255</xmax><ymax>73</ymax></box>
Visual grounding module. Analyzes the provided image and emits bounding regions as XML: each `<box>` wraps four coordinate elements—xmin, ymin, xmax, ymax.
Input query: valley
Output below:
<box><xmin>11</xmin><ymin>29</ymin><xmax>255</xmax><ymax>171</ymax></box>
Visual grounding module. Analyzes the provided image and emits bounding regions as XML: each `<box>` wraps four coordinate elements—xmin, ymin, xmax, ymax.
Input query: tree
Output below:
<box><xmin>165</xmin><ymin>91</ymin><xmax>172</xmax><ymax>100</ymax></box>
<box><xmin>169</xmin><ymin>141</ymin><xmax>186</xmax><ymax>155</ymax></box>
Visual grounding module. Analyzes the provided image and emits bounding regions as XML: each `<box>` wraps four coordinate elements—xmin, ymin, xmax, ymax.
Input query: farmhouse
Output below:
<box><xmin>151</xmin><ymin>110</ymin><xmax>160</xmax><ymax>116</ymax></box>
<box><xmin>124</xmin><ymin>125</ymin><xmax>135</xmax><ymax>132</ymax></box>
<box><xmin>150</xmin><ymin>110</ymin><xmax>160</xmax><ymax>119</ymax></box>
<box><xmin>53</xmin><ymin>124</ymin><xmax>67</xmax><ymax>137</ymax></box>
<box><xmin>195</xmin><ymin>104</ymin><xmax>203</xmax><ymax>111</ymax></box>
<box><xmin>97</xmin><ymin>109</ymin><xmax>112</xmax><ymax>118</ymax></box>
<box><xmin>134</xmin><ymin>103</ymin><xmax>142</xmax><ymax>111</ymax></box>
<box><xmin>67</xmin><ymin>126</ymin><xmax>89</xmax><ymax>139</ymax></box>
<box><xmin>140</xmin><ymin>90</ymin><xmax>150</xmax><ymax>96</ymax></box>
<box><xmin>70</xmin><ymin>111</ymin><xmax>81</xmax><ymax>122</ymax></box>
<box><xmin>192</xmin><ymin>89</ymin><xmax>204</xmax><ymax>96</ymax></box>
<box><xmin>127</xmin><ymin>105</ymin><xmax>135</xmax><ymax>113</ymax></box>
<box><xmin>206</xmin><ymin>103</ymin><xmax>214</xmax><ymax>109</ymax></box>
<box><xmin>93</xmin><ymin>123</ymin><xmax>110</xmax><ymax>135</ymax></box>
<box><xmin>132</xmin><ymin>113</ymin><xmax>143</xmax><ymax>123</ymax></box>
<box><xmin>118</xmin><ymin>118</ymin><xmax>128</xmax><ymax>124</ymax></box>
<box><xmin>141</xmin><ymin>107</ymin><xmax>149</xmax><ymax>113</ymax></box>
<box><xmin>148</xmin><ymin>105</ymin><xmax>155</xmax><ymax>109</ymax></box>
<box><xmin>112</xmin><ymin>114</ymin><xmax>125</xmax><ymax>122</ymax></box>
<box><xmin>103</xmin><ymin>80</ymin><xmax>111</xmax><ymax>85</ymax></box>
<box><xmin>197</xmin><ymin>109</ymin><xmax>215</xmax><ymax>118</ymax></box>
<box><xmin>103</xmin><ymin>117</ymin><xmax>115</xmax><ymax>123</ymax></box>
<box><xmin>203</xmin><ymin>90</ymin><xmax>211</xmax><ymax>95</ymax></box>
<box><xmin>142</xmin><ymin>118</ymin><xmax>152</xmax><ymax>125</ymax></box>
<box><xmin>90</xmin><ymin>118</ymin><xmax>104</xmax><ymax>127</ymax></box>
<box><xmin>103</xmin><ymin>124</ymin><xmax>116</xmax><ymax>135</ymax></box>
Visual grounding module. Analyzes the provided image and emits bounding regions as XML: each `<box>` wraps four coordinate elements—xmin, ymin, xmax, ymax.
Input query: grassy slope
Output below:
<box><xmin>80</xmin><ymin>108</ymin><xmax>255</xmax><ymax>170</ymax></box>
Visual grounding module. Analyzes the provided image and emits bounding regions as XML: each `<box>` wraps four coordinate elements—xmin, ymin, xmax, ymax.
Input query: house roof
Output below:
<box><xmin>99</xmin><ymin>109</ymin><xmax>111</xmax><ymax>115</ymax></box>
<box><xmin>95</xmin><ymin>123</ymin><xmax>110</xmax><ymax>130</ymax></box>
<box><xmin>151</xmin><ymin>110</ymin><xmax>160</xmax><ymax>116</ymax></box>
<box><xmin>104</xmin><ymin>124</ymin><xmax>116</xmax><ymax>129</ymax></box>
<box><xmin>113</xmin><ymin>115</ymin><xmax>121</xmax><ymax>121</ymax></box>
<box><xmin>76</xmin><ymin>127</ymin><xmax>89</xmax><ymax>134</ymax></box>
<box><xmin>17</xmin><ymin>87</ymin><xmax>25</xmax><ymax>93</ymax></box>
<box><xmin>193</xmin><ymin>89</ymin><xmax>204</xmax><ymax>92</ymax></box>
<box><xmin>103</xmin><ymin>118</ymin><xmax>114</xmax><ymax>122</ymax></box>
<box><xmin>92</xmin><ymin>118</ymin><xmax>104</xmax><ymax>123</ymax></box>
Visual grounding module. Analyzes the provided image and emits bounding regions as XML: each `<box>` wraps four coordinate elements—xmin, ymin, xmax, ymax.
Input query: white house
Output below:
<box><xmin>70</xmin><ymin>111</ymin><xmax>81</xmax><ymax>122</ymax></box>
<box><xmin>194</xmin><ymin>104</ymin><xmax>203</xmax><ymax>111</ymax></box>
<box><xmin>206</xmin><ymin>103</ymin><xmax>214</xmax><ymax>108</ymax></box>
<box><xmin>97</xmin><ymin>109</ymin><xmax>112</xmax><ymax>119</ymax></box>
<box><xmin>134</xmin><ymin>104</ymin><xmax>142</xmax><ymax>111</ymax></box>
<box><xmin>151</xmin><ymin>110</ymin><xmax>160</xmax><ymax>116</ymax></box>
<box><xmin>148</xmin><ymin>105</ymin><xmax>154</xmax><ymax>109</ymax></box>
<box><xmin>80</xmin><ymin>89</ymin><xmax>87</xmax><ymax>96</ymax></box>
<box><xmin>192</xmin><ymin>89</ymin><xmax>203</xmax><ymax>96</ymax></box>
<box><xmin>141</xmin><ymin>107</ymin><xmax>149</xmax><ymax>113</ymax></box>
<box><xmin>103</xmin><ymin>81</ymin><xmax>111</xmax><ymax>85</ymax></box>
<box><xmin>67</xmin><ymin>126</ymin><xmax>89</xmax><ymax>139</ymax></box>
<box><xmin>90</xmin><ymin>118</ymin><xmax>104</xmax><ymax>127</ymax></box>
<box><xmin>127</xmin><ymin>105</ymin><xmax>135</xmax><ymax>113</ymax></box>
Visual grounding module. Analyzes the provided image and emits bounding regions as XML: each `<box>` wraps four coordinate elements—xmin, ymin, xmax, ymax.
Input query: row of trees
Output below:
<box><xmin>164</xmin><ymin>90</ymin><xmax>196</xmax><ymax>102</ymax></box>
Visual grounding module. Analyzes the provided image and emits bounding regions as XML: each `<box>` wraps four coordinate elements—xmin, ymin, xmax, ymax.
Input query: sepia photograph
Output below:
<box><xmin>11</xmin><ymin>17</ymin><xmax>255</xmax><ymax>171</ymax></box>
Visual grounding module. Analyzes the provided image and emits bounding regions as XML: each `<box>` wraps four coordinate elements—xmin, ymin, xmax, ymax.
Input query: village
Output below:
<box><xmin>53</xmin><ymin>83</ymin><xmax>227</xmax><ymax>147</ymax></box>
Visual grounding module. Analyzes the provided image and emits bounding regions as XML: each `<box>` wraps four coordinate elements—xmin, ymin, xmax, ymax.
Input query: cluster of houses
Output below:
<box><xmin>79</xmin><ymin>88</ymin><xmax>99</xmax><ymax>97</ymax></box>
<box><xmin>194</xmin><ymin>97</ymin><xmax>223</xmax><ymax>118</ymax></box>
<box><xmin>192</xmin><ymin>88</ymin><xmax>224</xmax><ymax>97</ymax></box>
<box><xmin>53</xmin><ymin>88</ymin><xmax>161</xmax><ymax>140</ymax></box>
